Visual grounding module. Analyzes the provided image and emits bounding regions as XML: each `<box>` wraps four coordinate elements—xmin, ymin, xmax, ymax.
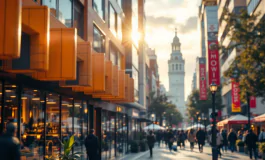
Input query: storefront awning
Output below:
<box><xmin>254</xmin><ymin>113</ymin><xmax>265</xmax><ymax>123</ymax></box>
<box><xmin>217</xmin><ymin>114</ymin><xmax>253</xmax><ymax>126</ymax></box>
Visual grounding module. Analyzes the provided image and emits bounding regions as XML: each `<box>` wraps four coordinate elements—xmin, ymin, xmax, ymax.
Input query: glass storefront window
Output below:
<box><xmin>132</xmin><ymin>46</ymin><xmax>139</xmax><ymax>70</ymax></box>
<box><xmin>74</xmin><ymin>1</ymin><xmax>84</xmax><ymax>38</ymax></box>
<box><xmin>109</xmin><ymin>4</ymin><xmax>117</xmax><ymax>37</ymax></box>
<box><xmin>82</xmin><ymin>101</ymin><xmax>88</xmax><ymax>159</ymax></box>
<box><xmin>93</xmin><ymin>0</ymin><xmax>104</xmax><ymax>20</ymax></box>
<box><xmin>43</xmin><ymin>0</ymin><xmax>73</xmax><ymax>27</ymax></box>
<box><xmin>46</xmin><ymin>93</ymin><xmax>60</xmax><ymax>157</ymax></box>
<box><xmin>21</xmin><ymin>89</ymin><xmax>45</xmax><ymax>158</ymax></box>
<box><xmin>93</xmin><ymin>26</ymin><xmax>106</xmax><ymax>53</ymax></box>
<box><xmin>59</xmin><ymin>0</ymin><xmax>72</xmax><ymax>27</ymax></box>
<box><xmin>3</xmin><ymin>83</ymin><xmax>18</xmax><ymax>132</ymax></box>
<box><xmin>117</xmin><ymin>16</ymin><xmax>122</xmax><ymax>40</ymax></box>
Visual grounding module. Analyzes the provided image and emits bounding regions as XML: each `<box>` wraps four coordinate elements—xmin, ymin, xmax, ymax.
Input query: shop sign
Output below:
<box><xmin>250</xmin><ymin>96</ymin><xmax>256</xmax><ymax>108</ymax></box>
<box><xmin>199</xmin><ymin>58</ymin><xmax>207</xmax><ymax>100</ymax></box>
<box><xmin>231</xmin><ymin>80</ymin><xmax>241</xmax><ymax>112</ymax></box>
<box><xmin>207</xmin><ymin>40</ymin><xmax>220</xmax><ymax>85</ymax></box>
<box><xmin>132</xmin><ymin>110</ymin><xmax>139</xmax><ymax>118</ymax></box>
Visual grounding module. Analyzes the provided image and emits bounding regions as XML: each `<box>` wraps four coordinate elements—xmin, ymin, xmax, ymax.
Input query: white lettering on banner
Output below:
<box><xmin>211</xmin><ymin>53</ymin><xmax>217</xmax><ymax>59</ymax></box>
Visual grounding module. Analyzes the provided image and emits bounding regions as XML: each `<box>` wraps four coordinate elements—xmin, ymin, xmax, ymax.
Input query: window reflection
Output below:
<box><xmin>109</xmin><ymin>4</ymin><xmax>117</xmax><ymax>36</ymax></box>
<box><xmin>46</xmin><ymin>93</ymin><xmax>60</xmax><ymax>157</ymax></box>
<box><xmin>93</xmin><ymin>0</ymin><xmax>104</xmax><ymax>20</ymax></box>
<box><xmin>3</xmin><ymin>83</ymin><xmax>18</xmax><ymax>132</ymax></box>
<box><xmin>21</xmin><ymin>89</ymin><xmax>45</xmax><ymax>158</ymax></box>
<box><xmin>117</xmin><ymin>16</ymin><xmax>122</xmax><ymax>40</ymax></box>
<box><xmin>93</xmin><ymin>26</ymin><xmax>105</xmax><ymax>53</ymax></box>
<box><xmin>132</xmin><ymin>46</ymin><xmax>138</xmax><ymax>69</ymax></box>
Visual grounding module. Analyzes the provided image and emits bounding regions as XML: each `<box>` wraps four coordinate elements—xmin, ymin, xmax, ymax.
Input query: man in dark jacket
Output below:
<box><xmin>85</xmin><ymin>129</ymin><xmax>99</xmax><ymax>160</ymax></box>
<box><xmin>221</xmin><ymin>129</ymin><xmax>228</xmax><ymax>152</ymax></box>
<box><xmin>147</xmin><ymin>131</ymin><xmax>156</xmax><ymax>157</ymax></box>
<box><xmin>228</xmin><ymin>129</ymin><xmax>237</xmax><ymax>153</ymax></box>
<box><xmin>245</xmin><ymin>129</ymin><xmax>258</xmax><ymax>160</ymax></box>
<box><xmin>156</xmin><ymin>130</ymin><xmax>162</xmax><ymax>147</ymax></box>
<box><xmin>196</xmin><ymin>128</ymin><xmax>206</xmax><ymax>153</ymax></box>
<box><xmin>0</xmin><ymin>123</ymin><xmax>20</xmax><ymax>160</ymax></box>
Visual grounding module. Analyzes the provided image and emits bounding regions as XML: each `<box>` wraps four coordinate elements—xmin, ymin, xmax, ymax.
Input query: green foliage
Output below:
<box><xmin>236</xmin><ymin>140</ymin><xmax>245</xmax><ymax>146</ymax></box>
<box><xmin>46</xmin><ymin>135</ymin><xmax>81</xmax><ymax>160</ymax></box>
<box><xmin>148</xmin><ymin>94</ymin><xmax>183</xmax><ymax>126</ymax></box>
<box><xmin>186</xmin><ymin>89</ymin><xmax>224</xmax><ymax>120</ymax></box>
<box><xmin>130</xmin><ymin>140</ymin><xmax>139</xmax><ymax>153</ymax></box>
<box><xmin>259</xmin><ymin>143</ymin><xmax>265</xmax><ymax>153</ymax></box>
<box><xmin>221</xmin><ymin>8</ymin><xmax>265</xmax><ymax>101</ymax></box>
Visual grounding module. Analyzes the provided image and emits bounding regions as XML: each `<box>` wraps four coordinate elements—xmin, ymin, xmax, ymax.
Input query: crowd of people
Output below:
<box><xmin>146</xmin><ymin>127</ymin><xmax>264</xmax><ymax>160</ymax></box>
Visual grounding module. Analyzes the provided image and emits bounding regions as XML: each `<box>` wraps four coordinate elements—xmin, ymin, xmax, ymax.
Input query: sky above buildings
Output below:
<box><xmin>145</xmin><ymin>0</ymin><xmax>202</xmax><ymax>100</ymax></box>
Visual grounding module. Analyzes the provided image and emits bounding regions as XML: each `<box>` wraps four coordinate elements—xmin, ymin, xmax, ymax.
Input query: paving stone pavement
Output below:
<box><xmin>117</xmin><ymin>143</ymin><xmax>253</xmax><ymax>160</ymax></box>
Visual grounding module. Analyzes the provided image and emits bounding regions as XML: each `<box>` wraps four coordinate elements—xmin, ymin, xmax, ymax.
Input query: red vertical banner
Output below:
<box><xmin>199</xmin><ymin>58</ymin><xmax>207</xmax><ymax>100</ymax></box>
<box><xmin>231</xmin><ymin>80</ymin><xmax>241</xmax><ymax>112</ymax></box>
<box><xmin>207</xmin><ymin>40</ymin><xmax>220</xmax><ymax>85</ymax></box>
<box><xmin>250</xmin><ymin>96</ymin><xmax>256</xmax><ymax>108</ymax></box>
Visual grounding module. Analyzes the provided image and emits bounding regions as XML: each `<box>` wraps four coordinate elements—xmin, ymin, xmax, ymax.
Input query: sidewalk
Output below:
<box><xmin>115</xmin><ymin>143</ymin><xmax>252</xmax><ymax>160</ymax></box>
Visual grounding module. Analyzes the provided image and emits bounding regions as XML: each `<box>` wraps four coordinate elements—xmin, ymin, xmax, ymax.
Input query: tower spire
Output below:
<box><xmin>175</xmin><ymin>28</ymin><xmax>177</xmax><ymax>36</ymax></box>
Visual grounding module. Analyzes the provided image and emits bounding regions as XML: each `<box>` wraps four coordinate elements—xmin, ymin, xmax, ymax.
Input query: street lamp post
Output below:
<box><xmin>151</xmin><ymin>114</ymin><xmax>155</xmax><ymax>131</ymax></box>
<box><xmin>196</xmin><ymin>112</ymin><xmax>199</xmax><ymax>131</ymax></box>
<box><xmin>210</xmin><ymin>82</ymin><xmax>218</xmax><ymax>160</ymax></box>
<box><xmin>246</xmin><ymin>92</ymin><xmax>251</xmax><ymax>129</ymax></box>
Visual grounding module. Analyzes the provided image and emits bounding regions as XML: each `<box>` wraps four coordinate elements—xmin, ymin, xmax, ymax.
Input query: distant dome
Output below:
<box><xmin>173</xmin><ymin>36</ymin><xmax>180</xmax><ymax>43</ymax></box>
<box><xmin>172</xmin><ymin>28</ymin><xmax>180</xmax><ymax>43</ymax></box>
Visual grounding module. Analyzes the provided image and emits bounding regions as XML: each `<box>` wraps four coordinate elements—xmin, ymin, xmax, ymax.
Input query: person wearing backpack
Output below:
<box><xmin>259</xmin><ymin>129</ymin><xmax>265</xmax><ymax>142</ymax></box>
<box><xmin>85</xmin><ymin>129</ymin><xmax>99</xmax><ymax>160</ymax></box>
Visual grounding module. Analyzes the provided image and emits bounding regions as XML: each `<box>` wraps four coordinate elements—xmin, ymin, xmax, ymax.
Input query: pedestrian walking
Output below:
<box><xmin>147</xmin><ymin>130</ymin><xmax>156</xmax><ymax>157</ymax></box>
<box><xmin>164</xmin><ymin>130</ymin><xmax>169</xmax><ymax>147</ymax></box>
<box><xmin>221</xmin><ymin>129</ymin><xmax>228</xmax><ymax>152</ymax></box>
<box><xmin>179</xmin><ymin>130</ymin><xmax>186</xmax><ymax>149</ymax></box>
<box><xmin>216</xmin><ymin>130</ymin><xmax>224</xmax><ymax>158</ymax></box>
<box><xmin>85</xmin><ymin>129</ymin><xmax>99</xmax><ymax>160</ymax></box>
<box><xmin>0</xmin><ymin>123</ymin><xmax>20</xmax><ymax>160</ymax></box>
<box><xmin>228</xmin><ymin>128</ymin><xmax>237</xmax><ymax>153</ymax></box>
<box><xmin>188</xmin><ymin>129</ymin><xmax>196</xmax><ymax>151</ymax></box>
<box><xmin>156</xmin><ymin>130</ymin><xmax>162</xmax><ymax>147</ymax></box>
<box><xmin>258</xmin><ymin>128</ymin><xmax>265</xmax><ymax>142</ymax></box>
<box><xmin>196</xmin><ymin>128</ymin><xmax>206</xmax><ymax>153</ymax></box>
<box><xmin>245</xmin><ymin>129</ymin><xmax>258</xmax><ymax>160</ymax></box>
<box><xmin>168</xmin><ymin>129</ymin><xmax>174</xmax><ymax>152</ymax></box>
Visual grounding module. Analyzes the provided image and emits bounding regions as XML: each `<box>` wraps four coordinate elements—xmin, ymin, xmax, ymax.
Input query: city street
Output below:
<box><xmin>118</xmin><ymin>143</ymin><xmax>250</xmax><ymax>160</ymax></box>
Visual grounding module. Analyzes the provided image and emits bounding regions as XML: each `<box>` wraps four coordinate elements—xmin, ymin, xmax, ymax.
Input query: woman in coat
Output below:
<box><xmin>188</xmin><ymin>129</ymin><xmax>196</xmax><ymax>151</ymax></box>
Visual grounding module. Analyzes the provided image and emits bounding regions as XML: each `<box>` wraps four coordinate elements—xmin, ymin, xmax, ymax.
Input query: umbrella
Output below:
<box><xmin>144</xmin><ymin>124</ymin><xmax>165</xmax><ymax>130</ymax></box>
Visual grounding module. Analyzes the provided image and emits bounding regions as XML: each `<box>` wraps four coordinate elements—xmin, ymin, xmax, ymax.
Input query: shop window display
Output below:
<box><xmin>2</xmin><ymin>83</ymin><xmax>18</xmax><ymax>132</ymax></box>
<box><xmin>21</xmin><ymin>89</ymin><xmax>45</xmax><ymax>159</ymax></box>
<box><xmin>46</xmin><ymin>93</ymin><xmax>60</xmax><ymax>157</ymax></box>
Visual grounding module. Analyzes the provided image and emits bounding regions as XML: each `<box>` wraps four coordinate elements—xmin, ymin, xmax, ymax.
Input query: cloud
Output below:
<box><xmin>146</xmin><ymin>16</ymin><xmax>175</xmax><ymax>27</ymax></box>
<box><xmin>146</xmin><ymin>16</ymin><xmax>197</xmax><ymax>35</ymax></box>
<box><xmin>178</xmin><ymin>16</ymin><xmax>198</xmax><ymax>34</ymax></box>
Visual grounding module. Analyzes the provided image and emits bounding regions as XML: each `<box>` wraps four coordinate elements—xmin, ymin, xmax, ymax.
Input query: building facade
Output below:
<box><xmin>218</xmin><ymin>0</ymin><xmax>265</xmax><ymax>117</ymax></box>
<box><xmin>167</xmin><ymin>30</ymin><xmax>186</xmax><ymax>117</ymax></box>
<box><xmin>0</xmin><ymin>0</ymin><xmax>146</xmax><ymax>159</ymax></box>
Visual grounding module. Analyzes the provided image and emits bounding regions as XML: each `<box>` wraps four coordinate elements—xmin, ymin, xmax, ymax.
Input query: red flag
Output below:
<box><xmin>199</xmin><ymin>58</ymin><xmax>207</xmax><ymax>100</ymax></box>
<box><xmin>250</xmin><ymin>96</ymin><xmax>256</xmax><ymax>108</ymax></box>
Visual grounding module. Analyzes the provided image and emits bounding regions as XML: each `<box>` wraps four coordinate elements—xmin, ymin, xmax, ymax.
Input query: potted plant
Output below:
<box><xmin>259</xmin><ymin>142</ymin><xmax>265</xmax><ymax>160</ymax></box>
<box><xmin>46</xmin><ymin>135</ymin><xmax>81</xmax><ymax>160</ymax></box>
<box><xmin>139</xmin><ymin>140</ymin><xmax>147</xmax><ymax>151</ymax></box>
<box><xmin>130</xmin><ymin>140</ymin><xmax>139</xmax><ymax>153</ymax></box>
<box><xmin>236</xmin><ymin>140</ymin><xmax>245</xmax><ymax>152</ymax></box>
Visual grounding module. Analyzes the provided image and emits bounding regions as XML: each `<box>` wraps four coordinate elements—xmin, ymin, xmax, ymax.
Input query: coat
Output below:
<box><xmin>228</xmin><ymin>132</ymin><xmax>237</xmax><ymax>144</ymax></box>
<box><xmin>221</xmin><ymin>132</ymin><xmax>228</xmax><ymax>145</ymax></box>
<box><xmin>196</xmin><ymin>130</ymin><xmax>206</xmax><ymax>144</ymax></box>
<box><xmin>147</xmin><ymin>134</ymin><xmax>156</xmax><ymax>147</ymax></box>
<box><xmin>85</xmin><ymin>134</ymin><xmax>99</xmax><ymax>155</ymax></box>
<box><xmin>245</xmin><ymin>132</ymin><xmax>258</xmax><ymax>148</ymax></box>
<box><xmin>188</xmin><ymin>131</ymin><xmax>196</xmax><ymax>143</ymax></box>
<box><xmin>216</xmin><ymin>133</ymin><xmax>223</xmax><ymax>146</ymax></box>
<box><xmin>0</xmin><ymin>133</ymin><xmax>20</xmax><ymax>160</ymax></box>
